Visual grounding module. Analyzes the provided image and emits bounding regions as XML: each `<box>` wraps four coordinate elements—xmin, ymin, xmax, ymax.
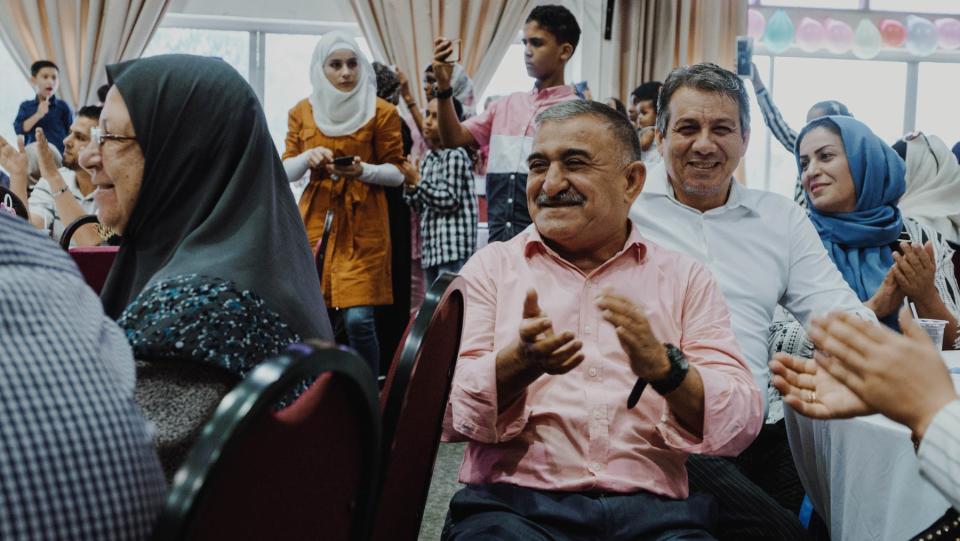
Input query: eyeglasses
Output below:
<box><xmin>90</xmin><ymin>127</ymin><xmax>136</xmax><ymax>147</ymax></box>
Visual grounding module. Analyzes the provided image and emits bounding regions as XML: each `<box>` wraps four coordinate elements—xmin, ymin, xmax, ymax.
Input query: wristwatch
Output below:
<box><xmin>651</xmin><ymin>343</ymin><xmax>689</xmax><ymax>395</ymax></box>
<box><xmin>434</xmin><ymin>87</ymin><xmax>454</xmax><ymax>99</ymax></box>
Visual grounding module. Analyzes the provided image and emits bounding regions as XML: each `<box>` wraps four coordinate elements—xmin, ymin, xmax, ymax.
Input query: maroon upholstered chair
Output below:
<box><xmin>68</xmin><ymin>246</ymin><xmax>118</xmax><ymax>295</ymax></box>
<box><xmin>151</xmin><ymin>344</ymin><xmax>381</xmax><ymax>541</ymax></box>
<box><xmin>0</xmin><ymin>185</ymin><xmax>28</xmax><ymax>219</ymax></box>
<box><xmin>59</xmin><ymin>214</ymin><xmax>101</xmax><ymax>249</ymax></box>
<box><xmin>372</xmin><ymin>273</ymin><xmax>467</xmax><ymax>541</ymax></box>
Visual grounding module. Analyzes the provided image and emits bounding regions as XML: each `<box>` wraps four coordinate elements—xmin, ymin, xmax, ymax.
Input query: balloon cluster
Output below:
<box><xmin>748</xmin><ymin>9</ymin><xmax>960</xmax><ymax>58</ymax></box>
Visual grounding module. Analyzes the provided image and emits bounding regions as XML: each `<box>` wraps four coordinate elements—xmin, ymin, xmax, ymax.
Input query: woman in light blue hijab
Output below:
<box><xmin>796</xmin><ymin>116</ymin><xmax>960</xmax><ymax>345</ymax></box>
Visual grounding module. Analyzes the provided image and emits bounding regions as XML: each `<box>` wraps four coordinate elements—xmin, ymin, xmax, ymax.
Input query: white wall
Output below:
<box><xmin>167</xmin><ymin>0</ymin><xmax>356</xmax><ymax>22</ymax></box>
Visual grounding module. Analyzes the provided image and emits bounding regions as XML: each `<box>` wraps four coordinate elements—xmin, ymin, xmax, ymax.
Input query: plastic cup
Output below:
<box><xmin>916</xmin><ymin>318</ymin><xmax>947</xmax><ymax>350</ymax></box>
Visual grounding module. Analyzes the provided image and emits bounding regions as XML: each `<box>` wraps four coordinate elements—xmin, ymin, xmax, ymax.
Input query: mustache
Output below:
<box><xmin>536</xmin><ymin>189</ymin><xmax>585</xmax><ymax>207</ymax></box>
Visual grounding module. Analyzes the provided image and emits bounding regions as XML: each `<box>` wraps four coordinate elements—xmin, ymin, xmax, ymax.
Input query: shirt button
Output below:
<box><xmin>593</xmin><ymin>409</ymin><xmax>603</xmax><ymax>420</ymax></box>
<box><xmin>588</xmin><ymin>367</ymin><xmax>598</xmax><ymax>377</ymax></box>
<box><xmin>506</xmin><ymin>221</ymin><xmax>512</xmax><ymax>227</ymax></box>
<box><xmin>584</xmin><ymin>326</ymin><xmax>592</xmax><ymax>334</ymax></box>
<box><xmin>590</xmin><ymin>462</ymin><xmax>602</xmax><ymax>471</ymax></box>
<box><xmin>510</xmin><ymin>174</ymin><xmax>516</xmax><ymax>180</ymax></box>
<box><xmin>507</xmin><ymin>198</ymin><xmax>513</xmax><ymax>204</ymax></box>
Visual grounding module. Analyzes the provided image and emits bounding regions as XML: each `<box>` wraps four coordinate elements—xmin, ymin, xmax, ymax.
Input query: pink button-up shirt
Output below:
<box><xmin>444</xmin><ymin>223</ymin><xmax>763</xmax><ymax>498</ymax></box>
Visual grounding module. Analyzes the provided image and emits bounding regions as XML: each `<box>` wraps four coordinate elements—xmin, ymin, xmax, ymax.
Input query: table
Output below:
<box><xmin>784</xmin><ymin>351</ymin><xmax>960</xmax><ymax>541</ymax></box>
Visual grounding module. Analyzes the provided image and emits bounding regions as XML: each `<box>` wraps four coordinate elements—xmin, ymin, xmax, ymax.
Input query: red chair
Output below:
<box><xmin>68</xmin><ymin>246</ymin><xmax>118</xmax><ymax>295</ymax></box>
<box><xmin>372</xmin><ymin>273</ymin><xmax>467</xmax><ymax>541</ymax></box>
<box><xmin>0</xmin><ymin>185</ymin><xmax>27</xmax><ymax>219</ymax></box>
<box><xmin>60</xmin><ymin>214</ymin><xmax>102</xmax><ymax>249</ymax></box>
<box><xmin>151</xmin><ymin>343</ymin><xmax>381</xmax><ymax>541</ymax></box>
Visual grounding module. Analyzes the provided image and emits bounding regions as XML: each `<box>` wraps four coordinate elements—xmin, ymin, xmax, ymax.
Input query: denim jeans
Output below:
<box><xmin>424</xmin><ymin>259</ymin><xmax>467</xmax><ymax>290</ymax></box>
<box><xmin>342</xmin><ymin>305</ymin><xmax>379</xmax><ymax>376</ymax></box>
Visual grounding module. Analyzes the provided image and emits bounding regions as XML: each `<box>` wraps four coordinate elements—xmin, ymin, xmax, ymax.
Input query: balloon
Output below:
<box><xmin>880</xmin><ymin>19</ymin><xmax>907</xmax><ymax>47</ymax></box>
<box><xmin>763</xmin><ymin>10</ymin><xmax>795</xmax><ymax>54</ymax></box>
<box><xmin>936</xmin><ymin>18</ymin><xmax>960</xmax><ymax>50</ymax></box>
<box><xmin>748</xmin><ymin>9</ymin><xmax>766</xmax><ymax>40</ymax></box>
<box><xmin>824</xmin><ymin>18</ymin><xmax>854</xmax><ymax>54</ymax></box>
<box><xmin>795</xmin><ymin>17</ymin><xmax>825</xmax><ymax>52</ymax></box>
<box><xmin>852</xmin><ymin>19</ymin><xmax>882</xmax><ymax>59</ymax></box>
<box><xmin>906</xmin><ymin>15</ymin><xmax>938</xmax><ymax>56</ymax></box>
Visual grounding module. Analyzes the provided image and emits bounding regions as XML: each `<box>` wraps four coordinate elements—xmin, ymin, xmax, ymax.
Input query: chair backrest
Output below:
<box><xmin>314</xmin><ymin>209</ymin><xmax>335</xmax><ymax>283</ymax></box>
<box><xmin>372</xmin><ymin>273</ymin><xmax>467</xmax><ymax>541</ymax></box>
<box><xmin>68</xmin><ymin>246</ymin><xmax>118</xmax><ymax>295</ymax></box>
<box><xmin>152</xmin><ymin>344</ymin><xmax>381</xmax><ymax>541</ymax></box>
<box><xmin>60</xmin><ymin>214</ymin><xmax>100</xmax><ymax>249</ymax></box>
<box><xmin>0</xmin><ymin>186</ymin><xmax>27</xmax><ymax>219</ymax></box>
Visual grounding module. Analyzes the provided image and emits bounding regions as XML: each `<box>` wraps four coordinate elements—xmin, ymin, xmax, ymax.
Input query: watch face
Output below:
<box><xmin>654</xmin><ymin>343</ymin><xmax>689</xmax><ymax>395</ymax></box>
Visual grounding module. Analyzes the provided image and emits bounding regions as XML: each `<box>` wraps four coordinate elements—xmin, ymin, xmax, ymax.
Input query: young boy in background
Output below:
<box><xmin>15</xmin><ymin>60</ymin><xmax>73</xmax><ymax>153</ymax></box>
<box><xmin>400</xmin><ymin>96</ymin><xmax>477</xmax><ymax>286</ymax></box>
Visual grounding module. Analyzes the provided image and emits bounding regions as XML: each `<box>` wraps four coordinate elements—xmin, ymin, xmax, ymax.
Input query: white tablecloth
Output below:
<box><xmin>784</xmin><ymin>351</ymin><xmax>960</xmax><ymax>541</ymax></box>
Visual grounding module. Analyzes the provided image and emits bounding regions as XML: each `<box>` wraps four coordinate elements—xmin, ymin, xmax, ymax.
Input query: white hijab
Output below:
<box><xmin>309</xmin><ymin>32</ymin><xmax>377</xmax><ymax>137</ymax></box>
<box><xmin>902</xmin><ymin>132</ymin><xmax>960</xmax><ymax>244</ymax></box>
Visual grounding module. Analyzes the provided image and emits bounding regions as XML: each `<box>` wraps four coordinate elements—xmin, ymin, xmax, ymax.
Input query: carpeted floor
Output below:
<box><xmin>417</xmin><ymin>442</ymin><xmax>466</xmax><ymax>541</ymax></box>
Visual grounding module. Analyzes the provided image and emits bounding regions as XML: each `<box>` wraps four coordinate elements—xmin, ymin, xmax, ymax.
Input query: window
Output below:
<box><xmin>0</xmin><ymin>44</ymin><xmax>37</xmax><ymax>146</ymax></box>
<box><xmin>747</xmin><ymin>4</ymin><xmax>960</xmax><ymax>197</ymax></box>
<box><xmin>756</xmin><ymin>0</ymin><xmax>860</xmax><ymax>9</ymax></box>
<box><xmin>747</xmin><ymin>57</ymin><xmax>906</xmax><ymax>195</ymax></box>
<box><xmin>478</xmin><ymin>43</ymin><xmax>536</xmax><ymax>114</ymax></box>
<box><xmin>143</xmin><ymin>27</ymin><xmax>250</xmax><ymax>80</ymax></box>
<box><xmin>916</xmin><ymin>62</ymin><xmax>960</xmax><ymax>143</ymax></box>
<box><xmin>869</xmin><ymin>0</ymin><xmax>960</xmax><ymax>14</ymax></box>
<box><xmin>771</xmin><ymin>57</ymin><xmax>906</xmax><ymax>144</ymax></box>
<box><xmin>743</xmin><ymin>56</ymin><xmax>781</xmax><ymax>193</ymax></box>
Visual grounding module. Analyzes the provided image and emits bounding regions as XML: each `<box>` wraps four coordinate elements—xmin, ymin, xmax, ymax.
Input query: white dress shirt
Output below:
<box><xmin>630</xmin><ymin>163</ymin><xmax>873</xmax><ymax>416</ymax></box>
<box><xmin>28</xmin><ymin>167</ymin><xmax>97</xmax><ymax>243</ymax></box>
<box><xmin>918</xmin><ymin>399</ymin><xmax>960</xmax><ymax>511</ymax></box>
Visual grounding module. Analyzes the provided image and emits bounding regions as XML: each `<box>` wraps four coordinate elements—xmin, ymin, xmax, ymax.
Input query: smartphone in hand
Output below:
<box><xmin>736</xmin><ymin>36</ymin><xmax>753</xmax><ymax>78</ymax></box>
<box><xmin>439</xmin><ymin>39</ymin><xmax>462</xmax><ymax>63</ymax></box>
<box><xmin>332</xmin><ymin>155</ymin><xmax>358</xmax><ymax>167</ymax></box>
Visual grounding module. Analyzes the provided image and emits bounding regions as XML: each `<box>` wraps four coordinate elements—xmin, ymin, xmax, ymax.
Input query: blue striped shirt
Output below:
<box><xmin>0</xmin><ymin>212</ymin><xmax>166</xmax><ymax>540</ymax></box>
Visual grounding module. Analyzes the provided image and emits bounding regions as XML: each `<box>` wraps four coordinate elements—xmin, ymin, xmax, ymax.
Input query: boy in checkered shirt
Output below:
<box><xmin>400</xmin><ymin>96</ymin><xmax>477</xmax><ymax>287</ymax></box>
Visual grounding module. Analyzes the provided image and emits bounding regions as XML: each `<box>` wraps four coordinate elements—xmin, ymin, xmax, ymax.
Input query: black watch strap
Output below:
<box><xmin>651</xmin><ymin>343</ymin><xmax>689</xmax><ymax>395</ymax></box>
<box><xmin>435</xmin><ymin>87</ymin><xmax>454</xmax><ymax>99</ymax></box>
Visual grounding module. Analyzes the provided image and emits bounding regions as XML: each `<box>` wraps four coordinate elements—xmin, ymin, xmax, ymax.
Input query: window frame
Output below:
<box><xmin>747</xmin><ymin>3</ymin><xmax>960</xmax><ymax>194</ymax></box>
<box><xmin>157</xmin><ymin>13</ymin><xmax>364</xmax><ymax>103</ymax></box>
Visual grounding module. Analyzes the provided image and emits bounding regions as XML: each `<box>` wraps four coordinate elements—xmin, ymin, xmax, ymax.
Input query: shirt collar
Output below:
<box><xmin>528</xmin><ymin>84</ymin><xmax>576</xmax><ymax>101</ymax></box>
<box><xmin>36</xmin><ymin>95</ymin><xmax>58</xmax><ymax>106</ymax></box>
<box><xmin>522</xmin><ymin>221</ymin><xmax>648</xmax><ymax>265</ymax></box>
<box><xmin>643</xmin><ymin>161</ymin><xmax>758</xmax><ymax>215</ymax></box>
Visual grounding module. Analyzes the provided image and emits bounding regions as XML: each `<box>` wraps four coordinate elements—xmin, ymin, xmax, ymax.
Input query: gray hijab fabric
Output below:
<box><xmin>99</xmin><ymin>54</ymin><xmax>332</xmax><ymax>340</ymax></box>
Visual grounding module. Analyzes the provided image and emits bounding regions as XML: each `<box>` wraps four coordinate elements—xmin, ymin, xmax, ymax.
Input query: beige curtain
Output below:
<box><xmin>612</xmin><ymin>0</ymin><xmax>747</xmax><ymax>102</ymax></box>
<box><xmin>0</xmin><ymin>0</ymin><xmax>171</xmax><ymax>109</ymax></box>
<box><xmin>349</xmin><ymin>0</ymin><xmax>535</xmax><ymax>107</ymax></box>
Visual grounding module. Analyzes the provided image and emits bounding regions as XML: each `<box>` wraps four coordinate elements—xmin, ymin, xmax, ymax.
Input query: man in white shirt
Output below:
<box><xmin>630</xmin><ymin>63</ymin><xmax>873</xmax><ymax>540</ymax></box>
<box><xmin>28</xmin><ymin>105</ymin><xmax>101</xmax><ymax>245</ymax></box>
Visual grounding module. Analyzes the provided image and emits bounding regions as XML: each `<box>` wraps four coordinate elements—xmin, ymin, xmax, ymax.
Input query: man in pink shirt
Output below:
<box><xmin>441</xmin><ymin>100</ymin><xmax>764</xmax><ymax>540</ymax></box>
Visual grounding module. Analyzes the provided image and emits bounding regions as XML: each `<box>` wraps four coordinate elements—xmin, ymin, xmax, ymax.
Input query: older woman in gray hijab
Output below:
<box><xmin>81</xmin><ymin>54</ymin><xmax>333</xmax><ymax>476</ymax></box>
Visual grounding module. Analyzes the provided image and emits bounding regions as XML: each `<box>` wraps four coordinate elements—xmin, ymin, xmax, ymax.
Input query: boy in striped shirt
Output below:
<box><xmin>430</xmin><ymin>5</ymin><xmax>582</xmax><ymax>242</ymax></box>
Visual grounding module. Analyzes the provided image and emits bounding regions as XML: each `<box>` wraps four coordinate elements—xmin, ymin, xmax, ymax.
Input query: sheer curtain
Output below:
<box><xmin>349</xmin><ymin>0</ymin><xmax>535</xmax><ymax>107</ymax></box>
<box><xmin>610</xmin><ymin>0</ymin><xmax>748</xmax><ymax>101</ymax></box>
<box><xmin>0</xmin><ymin>0</ymin><xmax>170</xmax><ymax>109</ymax></box>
